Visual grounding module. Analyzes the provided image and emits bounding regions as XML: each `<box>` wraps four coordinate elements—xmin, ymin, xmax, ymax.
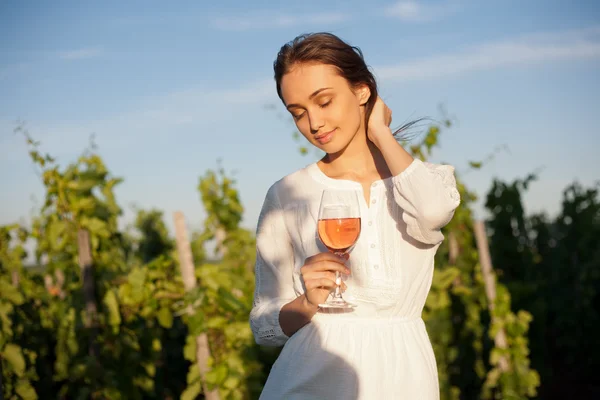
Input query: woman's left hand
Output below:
<box><xmin>367</xmin><ymin>96</ymin><xmax>393</xmax><ymax>146</ymax></box>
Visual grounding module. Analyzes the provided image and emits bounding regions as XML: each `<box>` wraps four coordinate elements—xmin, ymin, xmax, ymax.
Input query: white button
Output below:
<box><xmin>372</xmin><ymin>182</ymin><xmax>377</xmax><ymax>187</ymax></box>
<box><xmin>374</xmin><ymin>264</ymin><xmax>379</xmax><ymax>270</ymax></box>
<box><xmin>372</xmin><ymin>199</ymin><xmax>377</xmax><ymax>204</ymax></box>
<box><xmin>371</xmin><ymin>244</ymin><xmax>376</xmax><ymax>249</ymax></box>
<box><xmin>368</xmin><ymin>221</ymin><xmax>373</xmax><ymax>226</ymax></box>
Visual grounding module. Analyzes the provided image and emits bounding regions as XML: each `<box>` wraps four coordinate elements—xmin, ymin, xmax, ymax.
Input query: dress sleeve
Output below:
<box><xmin>249</xmin><ymin>183</ymin><xmax>296</xmax><ymax>346</ymax></box>
<box><xmin>392</xmin><ymin>158</ymin><xmax>461</xmax><ymax>245</ymax></box>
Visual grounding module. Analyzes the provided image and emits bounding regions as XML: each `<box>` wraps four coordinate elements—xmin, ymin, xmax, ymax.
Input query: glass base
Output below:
<box><xmin>318</xmin><ymin>298</ymin><xmax>357</xmax><ymax>309</ymax></box>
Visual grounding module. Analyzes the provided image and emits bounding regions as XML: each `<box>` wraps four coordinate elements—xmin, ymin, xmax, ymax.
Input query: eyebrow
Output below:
<box><xmin>285</xmin><ymin>87</ymin><xmax>333</xmax><ymax>109</ymax></box>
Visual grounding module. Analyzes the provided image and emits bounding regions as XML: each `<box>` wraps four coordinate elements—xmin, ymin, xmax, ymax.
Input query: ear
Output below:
<box><xmin>355</xmin><ymin>84</ymin><xmax>371</xmax><ymax>106</ymax></box>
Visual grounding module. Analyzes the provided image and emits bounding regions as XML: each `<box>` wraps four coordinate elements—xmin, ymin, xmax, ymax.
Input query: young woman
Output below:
<box><xmin>250</xmin><ymin>32</ymin><xmax>460</xmax><ymax>399</ymax></box>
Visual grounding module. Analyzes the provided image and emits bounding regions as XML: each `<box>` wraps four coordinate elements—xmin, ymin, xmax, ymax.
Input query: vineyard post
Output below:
<box><xmin>77</xmin><ymin>228</ymin><xmax>99</xmax><ymax>358</ymax></box>
<box><xmin>11</xmin><ymin>270</ymin><xmax>18</xmax><ymax>287</ymax></box>
<box><xmin>173</xmin><ymin>211</ymin><xmax>220</xmax><ymax>400</ymax></box>
<box><xmin>473</xmin><ymin>220</ymin><xmax>509</xmax><ymax>372</ymax></box>
<box><xmin>448</xmin><ymin>231</ymin><xmax>459</xmax><ymax>264</ymax></box>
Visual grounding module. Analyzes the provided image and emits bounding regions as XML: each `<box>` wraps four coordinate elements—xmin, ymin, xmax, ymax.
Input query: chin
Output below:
<box><xmin>316</xmin><ymin>140</ymin><xmax>349</xmax><ymax>155</ymax></box>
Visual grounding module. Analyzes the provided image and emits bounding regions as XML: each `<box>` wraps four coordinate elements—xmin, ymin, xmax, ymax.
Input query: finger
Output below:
<box><xmin>314</xmin><ymin>260</ymin><xmax>351</xmax><ymax>274</ymax></box>
<box><xmin>305</xmin><ymin>278</ymin><xmax>337</xmax><ymax>291</ymax></box>
<box><xmin>305</xmin><ymin>252</ymin><xmax>347</xmax><ymax>264</ymax></box>
<box><xmin>302</xmin><ymin>271</ymin><xmax>337</xmax><ymax>282</ymax></box>
<box><xmin>302</xmin><ymin>264</ymin><xmax>350</xmax><ymax>279</ymax></box>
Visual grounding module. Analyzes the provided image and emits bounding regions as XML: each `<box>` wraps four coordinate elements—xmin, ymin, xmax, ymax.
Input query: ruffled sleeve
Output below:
<box><xmin>249</xmin><ymin>183</ymin><xmax>296</xmax><ymax>346</ymax></box>
<box><xmin>392</xmin><ymin>158</ymin><xmax>461</xmax><ymax>245</ymax></box>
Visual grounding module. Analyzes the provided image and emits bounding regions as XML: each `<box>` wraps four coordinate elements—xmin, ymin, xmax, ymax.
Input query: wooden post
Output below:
<box><xmin>473</xmin><ymin>220</ymin><xmax>509</xmax><ymax>372</ymax></box>
<box><xmin>448</xmin><ymin>232</ymin><xmax>459</xmax><ymax>265</ymax></box>
<box><xmin>11</xmin><ymin>270</ymin><xmax>19</xmax><ymax>287</ymax></box>
<box><xmin>55</xmin><ymin>269</ymin><xmax>66</xmax><ymax>299</ymax></box>
<box><xmin>214</xmin><ymin>227</ymin><xmax>226</xmax><ymax>259</ymax></box>
<box><xmin>174</xmin><ymin>211</ymin><xmax>220</xmax><ymax>400</ymax></box>
<box><xmin>78</xmin><ymin>228</ymin><xmax>98</xmax><ymax>358</ymax></box>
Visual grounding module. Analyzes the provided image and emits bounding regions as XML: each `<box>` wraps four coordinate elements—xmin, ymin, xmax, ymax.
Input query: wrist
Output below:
<box><xmin>302</xmin><ymin>294</ymin><xmax>319</xmax><ymax>313</ymax></box>
<box><xmin>369</xmin><ymin>126</ymin><xmax>393</xmax><ymax>148</ymax></box>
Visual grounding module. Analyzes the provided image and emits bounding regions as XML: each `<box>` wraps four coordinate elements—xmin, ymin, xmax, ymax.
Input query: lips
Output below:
<box><xmin>315</xmin><ymin>129</ymin><xmax>335</xmax><ymax>144</ymax></box>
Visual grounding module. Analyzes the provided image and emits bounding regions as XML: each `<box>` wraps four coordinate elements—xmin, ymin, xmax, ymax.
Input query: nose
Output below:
<box><xmin>308</xmin><ymin>110</ymin><xmax>325</xmax><ymax>134</ymax></box>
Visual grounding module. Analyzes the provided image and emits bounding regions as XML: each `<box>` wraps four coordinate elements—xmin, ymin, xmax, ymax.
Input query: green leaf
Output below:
<box><xmin>217</xmin><ymin>287</ymin><xmax>245</xmax><ymax>312</ymax></box>
<box><xmin>0</xmin><ymin>302</ymin><xmax>14</xmax><ymax>334</ymax></box>
<box><xmin>469</xmin><ymin>161</ymin><xmax>483</xmax><ymax>169</ymax></box>
<box><xmin>80</xmin><ymin>217</ymin><xmax>109</xmax><ymax>237</ymax></box>
<box><xmin>187</xmin><ymin>364</ymin><xmax>200</xmax><ymax>384</ymax></box>
<box><xmin>103</xmin><ymin>290</ymin><xmax>121</xmax><ymax>328</ymax></box>
<box><xmin>0</xmin><ymin>280</ymin><xmax>24</xmax><ymax>305</ymax></box>
<box><xmin>156</xmin><ymin>307</ymin><xmax>173</xmax><ymax>329</ymax></box>
<box><xmin>434</xmin><ymin>267</ymin><xmax>460</xmax><ymax>289</ymax></box>
<box><xmin>3</xmin><ymin>343</ymin><xmax>26</xmax><ymax>376</ymax></box>
<box><xmin>184</xmin><ymin>335</ymin><xmax>197</xmax><ymax>362</ymax></box>
<box><xmin>67</xmin><ymin>179</ymin><xmax>97</xmax><ymax>192</ymax></box>
<box><xmin>128</xmin><ymin>267</ymin><xmax>147</xmax><ymax>291</ymax></box>
<box><xmin>180</xmin><ymin>382</ymin><xmax>201</xmax><ymax>400</ymax></box>
<box><xmin>15</xmin><ymin>380</ymin><xmax>38</xmax><ymax>400</ymax></box>
<box><xmin>205</xmin><ymin>363</ymin><xmax>228</xmax><ymax>386</ymax></box>
<box><xmin>186</xmin><ymin>311</ymin><xmax>206</xmax><ymax>336</ymax></box>
<box><xmin>207</xmin><ymin>316</ymin><xmax>228</xmax><ymax>329</ymax></box>
<box><xmin>143</xmin><ymin>362</ymin><xmax>156</xmax><ymax>377</ymax></box>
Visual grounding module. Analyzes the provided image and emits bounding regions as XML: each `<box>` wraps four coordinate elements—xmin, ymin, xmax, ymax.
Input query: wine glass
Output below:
<box><xmin>317</xmin><ymin>189</ymin><xmax>362</xmax><ymax>309</ymax></box>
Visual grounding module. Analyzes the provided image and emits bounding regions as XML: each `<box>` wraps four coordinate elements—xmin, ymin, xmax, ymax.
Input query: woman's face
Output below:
<box><xmin>280</xmin><ymin>63</ymin><xmax>370</xmax><ymax>154</ymax></box>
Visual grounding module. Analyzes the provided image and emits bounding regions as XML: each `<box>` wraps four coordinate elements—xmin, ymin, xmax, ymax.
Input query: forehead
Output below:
<box><xmin>280</xmin><ymin>63</ymin><xmax>348</xmax><ymax>105</ymax></box>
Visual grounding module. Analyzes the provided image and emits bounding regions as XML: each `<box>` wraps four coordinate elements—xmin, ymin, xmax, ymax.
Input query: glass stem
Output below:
<box><xmin>334</xmin><ymin>270</ymin><xmax>342</xmax><ymax>299</ymax></box>
<box><xmin>333</xmin><ymin>250</ymin><xmax>344</xmax><ymax>299</ymax></box>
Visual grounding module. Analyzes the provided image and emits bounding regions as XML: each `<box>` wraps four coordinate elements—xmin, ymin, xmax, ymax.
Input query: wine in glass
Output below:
<box><xmin>317</xmin><ymin>189</ymin><xmax>361</xmax><ymax>309</ymax></box>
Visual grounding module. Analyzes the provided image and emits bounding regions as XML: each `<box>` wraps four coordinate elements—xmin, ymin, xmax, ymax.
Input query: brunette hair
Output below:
<box><xmin>274</xmin><ymin>32</ymin><xmax>423</xmax><ymax>139</ymax></box>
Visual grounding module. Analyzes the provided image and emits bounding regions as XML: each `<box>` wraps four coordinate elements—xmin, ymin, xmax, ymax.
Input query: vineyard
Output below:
<box><xmin>1</xmin><ymin>121</ymin><xmax>598</xmax><ymax>399</ymax></box>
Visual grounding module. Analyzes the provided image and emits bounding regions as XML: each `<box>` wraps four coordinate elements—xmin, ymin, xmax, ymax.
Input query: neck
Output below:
<box><xmin>321</xmin><ymin>127</ymin><xmax>390</xmax><ymax>179</ymax></box>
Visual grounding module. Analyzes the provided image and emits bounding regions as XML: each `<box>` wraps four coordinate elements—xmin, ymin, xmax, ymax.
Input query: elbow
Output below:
<box><xmin>252</xmin><ymin>330</ymin><xmax>286</xmax><ymax>347</ymax></box>
<box><xmin>249</xmin><ymin>308</ymin><xmax>288</xmax><ymax>347</ymax></box>
<box><xmin>405</xmin><ymin>205</ymin><xmax>458</xmax><ymax>245</ymax></box>
<box><xmin>253</xmin><ymin>334</ymin><xmax>270</xmax><ymax>347</ymax></box>
<box><xmin>419</xmin><ymin>207</ymin><xmax>456</xmax><ymax>232</ymax></box>
<box><xmin>249</xmin><ymin>309</ymin><xmax>265</xmax><ymax>345</ymax></box>
<box><xmin>420</xmin><ymin>189</ymin><xmax>460</xmax><ymax>230</ymax></box>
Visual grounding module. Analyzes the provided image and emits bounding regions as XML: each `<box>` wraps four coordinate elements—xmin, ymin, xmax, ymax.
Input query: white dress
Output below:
<box><xmin>250</xmin><ymin>158</ymin><xmax>461</xmax><ymax>400</ymax></box>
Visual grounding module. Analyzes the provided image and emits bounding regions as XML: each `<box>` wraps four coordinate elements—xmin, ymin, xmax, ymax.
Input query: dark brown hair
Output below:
<box><xmin>274</xmin><ymin>32</ymin><xmax>425</xmax><ymax>140</ymax></box>
<box><xmin>274</xmin><ymin>32</ymin><xmax>378</xmax><ymax>133</ymax></box>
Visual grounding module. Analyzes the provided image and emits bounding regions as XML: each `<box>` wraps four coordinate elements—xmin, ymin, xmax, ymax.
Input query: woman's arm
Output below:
<box><xmin>369</xmin><ymin>99</ymin><xmax>461</xmax><ymax>244</ymax></box>
<box><xmin>249</xmin><ymin>184</ymin><xmax>298</xmax><ymax>346</ymax></box>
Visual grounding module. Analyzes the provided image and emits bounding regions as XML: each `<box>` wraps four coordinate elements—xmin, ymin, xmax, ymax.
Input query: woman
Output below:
<box><xmin>250</xmin><ymin>32</ymin><xmax>460</xmax><ymax>399</ymax></box>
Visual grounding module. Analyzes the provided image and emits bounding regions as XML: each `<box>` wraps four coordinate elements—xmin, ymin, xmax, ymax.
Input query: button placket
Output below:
<box><xmin>367</xmin><ymin>182</ymin><xmax>384</xmax><ymax>278</ymax></box>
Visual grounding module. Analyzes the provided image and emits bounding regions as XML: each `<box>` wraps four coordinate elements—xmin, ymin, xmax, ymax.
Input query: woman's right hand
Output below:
<box><xmin>300</xmin><ymin>252</ymin><xmax>350</xmax><ymax>307</ymax></box>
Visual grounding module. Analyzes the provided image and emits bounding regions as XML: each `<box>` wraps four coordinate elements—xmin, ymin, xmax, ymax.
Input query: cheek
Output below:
<box><xmin>295</xmin><ymin>119</ymin><xmax>311</xmax><ymax>138</ymax></box>
<box><xmin>337</xmin><ymin>98</ymin><xmax>363</xmax><ymax>132</ymax></box>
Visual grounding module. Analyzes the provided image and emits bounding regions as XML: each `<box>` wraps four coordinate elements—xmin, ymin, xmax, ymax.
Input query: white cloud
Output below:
<box><xmin>211</xmin><ymin>11</ymin><xmax>350</xmax><ymax>31</ymax></box>
<box><xmin>374</xmin><ymin>26</ymin><xmax>600</xmax><ymax>82</ymax></box>
<box><xmin>58</xmin><ymin>47</ymin><xmax>103</xmax><ymax>60</ymax></box>
<box><xmin>384</xmin><ymin>0</ymin><xmax>460</xmax><ymax>23</ymax></box>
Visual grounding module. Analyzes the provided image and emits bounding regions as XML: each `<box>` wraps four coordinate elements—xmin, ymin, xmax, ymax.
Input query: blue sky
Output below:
<box><xmin>1</xmin><ymin>0</ymin><xmax>599</xmax><ymax>242</ymax></box>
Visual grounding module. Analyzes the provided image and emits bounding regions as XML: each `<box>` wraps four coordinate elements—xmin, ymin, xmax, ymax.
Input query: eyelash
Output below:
<box><xmin>292</xmin><ymin>100</ymin><xmax>332</xmax><ymax>120</ymax></box>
